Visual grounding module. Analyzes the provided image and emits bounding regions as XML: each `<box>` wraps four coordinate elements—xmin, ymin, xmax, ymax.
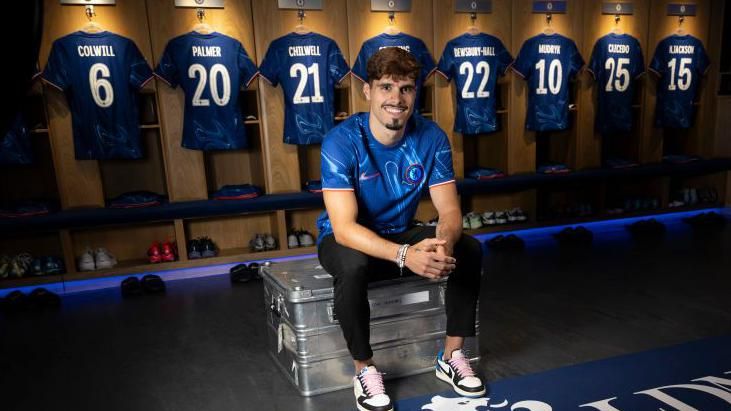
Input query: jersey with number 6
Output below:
<box><xmin>42</xmin><ymin>31</ymin><xmax>153</xmax><ymax>160</ymax></box>
<box><xmin>512</xmin><ymin>33</ymin><xmax>584</xmax><ymax>132</ymax></box>
<box><xmin>437</xmin><ymin>33</ymin><xmax>513</xmax><ymax>135</ymax></box>
<box><xmin>155</xmin><ymin>32</ymin><xmax>259</xmax><ymax>151</ymax></box>
<box><xmin>588</xmin><ymin>33</ymin><xmax>645</xmax><ymax>135</ymax></box>
<box><xmin>649</xmin><ymin>34</ymin><xmax>710</xmax><ymax>129</ymax></box>
<box><xmin>259</xmin><ymin>32</ymin><xmax>350</xmax><ymax>145</ymax></box>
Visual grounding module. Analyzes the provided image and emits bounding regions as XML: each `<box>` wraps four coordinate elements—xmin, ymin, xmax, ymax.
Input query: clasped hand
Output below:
<box><xmin>404</xmin><ymin>238</ymin><xmax>456</xmax><ymax>279</ymax></box>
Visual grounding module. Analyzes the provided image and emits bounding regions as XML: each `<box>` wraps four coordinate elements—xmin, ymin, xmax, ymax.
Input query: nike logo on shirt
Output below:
<box><xmin>359</xmin><ymin>171</ymin><xmax>381</xmax><ymax>181</ymax></box>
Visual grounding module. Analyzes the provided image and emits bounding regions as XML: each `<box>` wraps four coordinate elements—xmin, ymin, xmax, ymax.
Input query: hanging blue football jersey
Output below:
<box><xmin>0</xmin><ymin>112</ymin><xmax>33</xmax><ymax>165</ymax></box>
<box><xmin>317</xmin><ymin>112</ymin><xmax>454</xmax><ymax>241</ymax></box>
<box><xmin>588</xmin><ymin>33</ymin><xmax>645</xmax><ymax>135</ymax></box>
<box><xmin>649</xmin><ymin>34</ymin><xmax>710</xmax><ymax>129</ymax></box>
<box><xmin>42</xmin><ymin>31</ymin><xmax>153</xmax><ymax>160</ymax></box>
<box><xmin>437</xmin><ymin>33</ymin><xmax>513</xmax><ymax>135</ymax></box>
<box><xmin>155</xmin><ymin>32</ymin><xmax>259</xmax><ymax>151</ymax></box>
<box><xmin>352</xmin><ymin>32</ymin><xmax>436</xmax><ymax>109</ymax></box>
<box><xmin>512</xmin><ymin>33</ymin><xmax>584</xmax><ymax>132</ymax></box>
<box><xmin>259</xmin><ymin>32</ymin><xmax>350</xmax><ymax>145</ymax></box>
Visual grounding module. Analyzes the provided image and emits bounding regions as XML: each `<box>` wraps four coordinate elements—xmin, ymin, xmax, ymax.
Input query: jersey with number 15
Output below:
<box><xmin>512</xmin><ymin>33</ymin><xmax>584</xmax><ymax>132</ymax></box>
<box><xmin>259</xmin><ymin>32</ymin><xmax>350</xmax><ymax>145</ymax></box>
<box><xmin>155</xmin><ymin>32</ymin><xmax>259</xmax><ymax>151</ymax></box>
<box><xmin>42</xmin><ymin>31</ymin><xmax>153</xmax><ymax>160</ymax></box>
<box><xmin>649</xmin><ymin>34</ymin><xmax>710</xmax><ymax>129</ymax></box>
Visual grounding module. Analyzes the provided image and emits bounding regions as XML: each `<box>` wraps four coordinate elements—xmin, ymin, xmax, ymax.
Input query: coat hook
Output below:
<box><xmin>85</xmin><ymin>5</ymin><xmax>95</xmax><ymax>20</ymax></box>
<box><xmin>196</xmin><ymin>8</ymin><xmax>205</xmax><ymax>23</ymax></box>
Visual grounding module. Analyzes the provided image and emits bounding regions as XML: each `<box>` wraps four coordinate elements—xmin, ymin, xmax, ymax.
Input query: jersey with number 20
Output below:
<box><xmin>512</xmin><ymin>33</ymin><xmax>584</xmax><ymax>132</ymax></box>
<box><xmin>649</xmin><ymin>34</ymin><xmax>710</xmax><ymax>129</ymax></box>
<box><xmin>259</xmin><ymin>32</ymin><xmax>350</xmax><ymax>145</ymax></box>
<box><xmin>155</xmin><ymin>32</ymin><xmax>259</xmax><ymax>151</ymax></box>
<box><xmin>42</xmin><ymin>31</ymin><xmax>153</xmax><ymax>160</ymax></box>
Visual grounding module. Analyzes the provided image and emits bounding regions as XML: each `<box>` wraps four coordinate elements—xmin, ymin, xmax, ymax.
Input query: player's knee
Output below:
<box><xmin>457</xmin><ymin>234</ymin><xmax>483</xmax><ymax>261</ymax></box>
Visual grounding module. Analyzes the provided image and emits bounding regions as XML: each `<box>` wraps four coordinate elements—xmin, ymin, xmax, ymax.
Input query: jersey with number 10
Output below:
<box><xmin>512</xmin><ymin>33</ymin><xmax>584</xmax><ymax>132</ymax></box>
<box><xmin>588</xmin><ymin>33</ymin><xmax>645</xmax><ymax>135</ymax></box>
<box><xmin>437</xmin><ymin>33</ymin><xmax>513</xmax><ymax>135</ymax></box>
<box><xmin>155</xmin><ymin>32</ymin><xmax>259</xmax><ymax>151</ymax></box>
<box><xmin>42</xmin><ymin>31</ymin><xmax>153</xmax><ymax>160</ymax></box>
<box><xmin>259</xmin><ymin>32</ymin><xmax>350</xmax><ymax>145</ymax></box>
<box><xmin>649</xmin><ymin>34</ymin><xmax>710</xmax><ymax>129</ymax></box>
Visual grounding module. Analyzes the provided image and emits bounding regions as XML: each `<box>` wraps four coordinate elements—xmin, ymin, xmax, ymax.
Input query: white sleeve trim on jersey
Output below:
<box><xmin>503</xmin><ymin>61</ymin><xmax>516</xmax><ymax>76</ymax></box>
<box><xmin>322</xmin><ymin>187</ymin><xmax>355</xmax><ymax>192</ymax></box>
<box><xmin>139</xmin><ymin>75</ymin><xmax>154</xmax><ymax>89</ymax></box>
<box><xmin>350</xmin><ymin>71</ymin><xmax>367</xmax><ymax>84</ymax></box>
<box><xmin>41</xmin><ymin>77</ymin><xmax>64</xmax><ymax>91</ymax></box>
<box><xmin>428</xmin><ymin>179</ymin><xmax>456</xmax><ymax>189</ymax></box>
<box><xmin>510</xmin><ymin>65</ymin><xmax>527</xmax><ymax>79</ymax></box>
<box><xmin>259</xmin><ymin>73</ymin><xmax>276</xmax><ymax>86</ymax></box>
<box><xmin>245</xmin><ymin>71</ymin><xmax>261</xmax><ymax>88</ymax></box>
<box><xmin>424</xmin><ymin>66</ymin><xmax>438</xmax><ymax>80</ymax></box>
<box><xmin>153</xmin><ymin>72</ymin><xmax>174</xmax><ymax>87</ymax></box>
<box><xmin>336</xmin><ymin>71</ymin><xmax>350</xmax><ymax>85</ymax></box>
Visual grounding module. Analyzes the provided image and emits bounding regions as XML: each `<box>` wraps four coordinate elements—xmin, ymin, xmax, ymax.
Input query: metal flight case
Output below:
<box><xmin>261</xmin><ymin>258</ymin><xmax>480</xmax><ymax>396</ymax></box>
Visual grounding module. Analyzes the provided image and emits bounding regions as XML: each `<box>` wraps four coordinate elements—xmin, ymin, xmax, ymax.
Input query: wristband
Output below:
<box><xmin>396</xmin><ymin>244</ymin><xmax>410</xmax><ymax>276</ymax></box>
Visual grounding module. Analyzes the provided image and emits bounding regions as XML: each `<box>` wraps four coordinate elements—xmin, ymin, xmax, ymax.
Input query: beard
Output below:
<box><xmin>382</xmin><ymin>104</ymin><xmax>408</xmax><ymax>130</ymax></box>
<box><xmin>385</xmin><ymin>118</ymin><xmax>404</xmax><ymax>130</ymax></box>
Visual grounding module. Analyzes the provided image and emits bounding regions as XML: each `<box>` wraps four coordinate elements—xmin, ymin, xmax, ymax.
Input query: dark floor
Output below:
<box><xmin>2</xmin><ymin>212</ymin><xmax>731</xmax><ymax>411</ymax></box>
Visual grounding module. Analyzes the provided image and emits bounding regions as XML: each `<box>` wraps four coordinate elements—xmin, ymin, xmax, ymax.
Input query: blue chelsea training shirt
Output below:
<box><xmin>317</xmin><ymin>112</ymin><xmax>455</xmax><ymax>242</ymax></box>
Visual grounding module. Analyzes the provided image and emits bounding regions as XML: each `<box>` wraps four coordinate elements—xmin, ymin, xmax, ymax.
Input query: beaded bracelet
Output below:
<box><xmin>396</xmin><ymin>244</ymin><xmax>410</xmax><ymax>276</ymax></box>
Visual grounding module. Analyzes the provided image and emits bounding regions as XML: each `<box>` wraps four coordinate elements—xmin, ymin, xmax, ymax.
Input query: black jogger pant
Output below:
<box><xmin>317</xmin><ymin>226</ymin><xmax>483</xmax><ymax>361</ymax></box>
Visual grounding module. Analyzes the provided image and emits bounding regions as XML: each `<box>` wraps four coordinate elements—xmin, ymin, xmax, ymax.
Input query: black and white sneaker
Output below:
<box><xmin>353</xmin><ymin>366</ymin><xmax>393</xmax><ymax>411</ymax></box>
<box><xmin>435</xmin><ymin>349</ymin><xmax>486</xmax><ymax>397</ymax></box>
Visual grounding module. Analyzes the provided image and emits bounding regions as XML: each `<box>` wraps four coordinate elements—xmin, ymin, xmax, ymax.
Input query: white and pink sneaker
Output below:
<box><xmin>435</xmin><ymin>349</ymin><xmax>485</xmax><ymax>397</ymax></box>
<box><xmin>353</xmin><ymin>365</ymin><xmax>393</xmax><ymax>411</ymax></box>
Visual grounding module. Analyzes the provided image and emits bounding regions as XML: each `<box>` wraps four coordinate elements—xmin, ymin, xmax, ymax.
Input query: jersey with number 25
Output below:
<box><xmin>588</xmin><ymin>33</ymin><xmax>645</xmax><ymax>135</ymax></box>
<box><xmin>42</xmin><ymin>31</ymin><xmax>153</xmax><ymax>160</ymax></box>
<box><xmin>259</xmin><ymin>32</ymin><xmax>350</xmax><ymax>145</ymax></box>
<box><xmin>155</xmin><ymin>32</ymin><xmax>259</xmax><ymax>151</ymax></box>
<box><xmin>649</xmin><ymin>34</ymin><xmax>710</xmax><ymax>129</ymax></box>
<box><xmin>512</xmin><ymin>33</ymin><xmax>584</xmax><ymax>132</ymax></box>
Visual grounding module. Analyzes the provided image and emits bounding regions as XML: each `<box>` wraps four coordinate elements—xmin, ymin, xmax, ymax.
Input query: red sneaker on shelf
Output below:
<box><xmin>147</xmin><ymin>242</ymin><xmax>162</xmax><ymax>264</ymax></box>
<box><xmin>161</xmin><ymin>241</ymin><xmax>177</xmax><ymax>262</ymax></box>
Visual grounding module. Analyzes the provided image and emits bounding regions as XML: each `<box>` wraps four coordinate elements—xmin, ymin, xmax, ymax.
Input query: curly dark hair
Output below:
<box><xmin>366</xmin><ymin>46</ymin><xmax>421</xmax><ymax>83</ymax></box>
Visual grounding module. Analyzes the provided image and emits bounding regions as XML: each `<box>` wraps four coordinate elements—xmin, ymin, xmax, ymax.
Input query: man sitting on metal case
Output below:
<box><xmin>316</xmin><ymin>47</ymin><xmax>485</xmax><ymax>411</ymax></box>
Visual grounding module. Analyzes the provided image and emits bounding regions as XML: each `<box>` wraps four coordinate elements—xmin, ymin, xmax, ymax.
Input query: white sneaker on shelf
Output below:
<box><xmin>287</xmin><ymin>232</ymin><xmax>299</xmax><ymax>248</ymax></box>
<box><xmin>298</xmin><ymin>231</ymin><xmax>315</xmax><ymax>247</ymax></box>
<box><xmin>467</xmin><ymin>212</ymin><xmax>483</xmax><ymax>230</ymax></box>
<box><xmin>495</xmin><ymin>211</ymin><xmax>508</xmax><ymax>225</ymax></box>
<box><xmin>94</xmin><ymin>248</ymin><xmax>117</xmax><ymax>270</ymax></box>
<box><xmin>462</xmin><ymin>215</ymin><xmax>470</xmax><ymax>229</ymax></box>
<box><xmin>78</xmin><ymin>247</ymin><xmax>96</xmax><ymax>272</ymax></box>
<box><xmin>481</xmin><ymin>211</ymin><xmax>496</xmax><ymax>226</ymax></box>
